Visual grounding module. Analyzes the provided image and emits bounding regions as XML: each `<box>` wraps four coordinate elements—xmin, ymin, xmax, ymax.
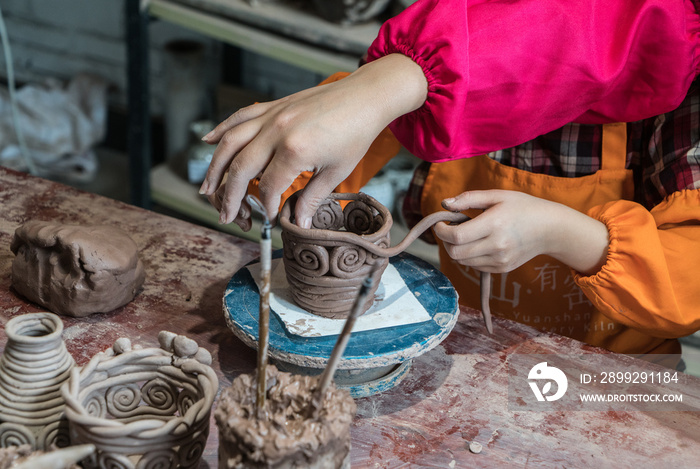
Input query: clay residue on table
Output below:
<box><xmin>10</xmin><ymin>220</ymin><xmax>145</xmax><ymax>317</ymax></box>
<box><xmin>350</xmin><ymin>310</ymin><xmax>700</xmax><ymax>467</ymax></box>
<box><xmin>215</xmin><ymin>364</ymin><xmax>356</xmax><ymax>468</ymax></box>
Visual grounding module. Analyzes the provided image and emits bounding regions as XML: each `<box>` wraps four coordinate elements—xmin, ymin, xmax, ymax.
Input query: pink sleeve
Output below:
<box><xmin>365</xmin><ymin>0</ymin><xmax>700</xmax><ymax>162</ymax></box>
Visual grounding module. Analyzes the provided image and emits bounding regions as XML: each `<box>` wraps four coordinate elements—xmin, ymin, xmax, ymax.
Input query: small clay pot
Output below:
<box><xmin>279</xmin><ymin>191</ymin><xmax>468</xmax><ymax>319</ymax></box>
<box><xmin>61</xmin><ymin>332</ymin><xmax>218</xmax><ymax>469</ymax></box>
<box><xmin>0</xmin><ymin>312</ymin><xmax>74</xmax><ymax>450</ymax></box>
<box><xmin>215</xmin><ymin>364</ymin><xmax>355</xmax><ymax>469</ymax></box>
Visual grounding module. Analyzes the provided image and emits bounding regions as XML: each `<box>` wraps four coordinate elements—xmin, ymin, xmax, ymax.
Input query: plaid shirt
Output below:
<box><xmin>403</xmin><ymin>79</ymin><xmax>700</xmax><ymax>242</ymax></box>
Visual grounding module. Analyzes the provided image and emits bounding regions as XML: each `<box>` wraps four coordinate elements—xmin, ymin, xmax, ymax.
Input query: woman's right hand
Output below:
<box><xmin>198</xmin><ymin>53</ymin><xmax>428</xmax><ymax>230</ymax></box>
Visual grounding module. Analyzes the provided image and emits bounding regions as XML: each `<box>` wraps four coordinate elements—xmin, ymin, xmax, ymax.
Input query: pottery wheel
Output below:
<box><xmin>223</xmin><ymin>251</ymin><xmax>459</xmax><ymax>398</ymax></box>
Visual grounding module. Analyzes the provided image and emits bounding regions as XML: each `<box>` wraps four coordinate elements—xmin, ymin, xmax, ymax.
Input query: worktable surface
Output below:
<box><xmin>1</xmin><ymin>167</ymin><xmax>699</xmax><ymax>468</ymax></box>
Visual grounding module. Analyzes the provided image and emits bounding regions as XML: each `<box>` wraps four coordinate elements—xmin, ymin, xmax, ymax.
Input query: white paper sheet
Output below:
<box><xmin>246</xmin><ymin>258</ymin><xmax>431</xmax><ymax>337</ymax></box>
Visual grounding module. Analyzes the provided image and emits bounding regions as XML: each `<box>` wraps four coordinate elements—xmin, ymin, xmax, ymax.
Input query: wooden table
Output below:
<box><xmin>1</xmin><ymin>167</ymin><xmax>699</xmax><ymax>467</ymax></box>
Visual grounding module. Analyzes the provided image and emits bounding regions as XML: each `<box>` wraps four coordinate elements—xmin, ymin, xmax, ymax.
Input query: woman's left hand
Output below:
<box><xmin>434</xmin><ymin>190</ymin><xmax>610</xmax><ymax>275</ymax></box>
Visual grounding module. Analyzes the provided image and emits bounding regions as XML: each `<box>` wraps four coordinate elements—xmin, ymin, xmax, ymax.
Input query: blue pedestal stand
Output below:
<box><xmin>224</xmin><ymin>251</ymin><xmax>459</xmax><ymax>398</ymax></box>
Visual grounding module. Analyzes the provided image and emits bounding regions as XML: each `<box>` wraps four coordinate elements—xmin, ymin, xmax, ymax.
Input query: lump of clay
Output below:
<box><xmin>10</xmin><ymin>221</ymin><xmax>145</xmax><ymax>317</ymax></box>
<box><xmin>215</xmin><ymin>365</ymin><xmax>356</xmax><ymax>469</ymax></box>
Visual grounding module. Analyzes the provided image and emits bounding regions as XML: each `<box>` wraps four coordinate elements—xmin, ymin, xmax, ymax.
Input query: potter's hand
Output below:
<box><xmin>434</xmin><ymin>190</ymin><xmax>609</xmax><ymax>275</ymax></box>
<box><xmin>199</xmin><ymin>54</ymin><xmax>428</xmax><ymax>229</ymax></box>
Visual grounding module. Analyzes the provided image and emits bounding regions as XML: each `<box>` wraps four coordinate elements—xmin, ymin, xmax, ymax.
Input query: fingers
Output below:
<box><xmin>218</xmin><ymin>140</ymin><xmax>274</xmax><ymax>225</ymax></box>
<box><xmin>207</xmin><ymin>185</ymin><xmax>224</xmax><ymax>211</ymax></box>
<box><xmin>201</xmin><ymin>102</ymin><xmax>272</xmax><ymax>144</ymax></box>
<box><xmin>293</xmin><ymin>168</ymin><xmax>348</xmax><ymax>229</ymax></box>
<box><xmin>441</xmin><ymin>190</ymin><xmax>505</xmax><ymax>212</ymax></box>
<box><xmin>441</xmin><ymin>239</ymin><xmax>497</xmax><ymax>272</ymax></box>
<box><xmin>434</xmin><ymin>220</ymin><xmax>487</xmax><ymax>262</ymax></box>
<box><xmin>200</xmin><ymin>119</ymin><xmax>262</xmax><ymax>196</ymax></box>
<box><xmin>208</xmin><ymin>185</ymin><xmax>252</xmax><ymax>230</ymax></box>
<box><xmin>433</xmin><ymin>219</ymin><xmax>489</xmax><ymax>247</ymax></box>
<box><xmin>433</xmin><ymin>214</ymin><xmax>516</xmax><ymax>273</ymax></box>
<box><xmin>254</xmin><ymin>151</ymin><xmax>306</xmax><ymax>224</ymax></box>
<box><xmin>234</xmin><ymin>199</ymin><xmax>252</xmax><ymax>232</ymax></box>
<box><xmin>441</xmin><ymin>236</ymin><xmax>516</xmax><ymax>273</ymax></box>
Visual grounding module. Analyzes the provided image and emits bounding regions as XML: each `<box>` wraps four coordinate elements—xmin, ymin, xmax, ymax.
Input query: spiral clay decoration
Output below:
<box><xmin>61</xmin><ymin>332</ymin><xmax>217</xmax><ymax>469</ymax></box>
<box><xmin>135</xmin><ymin>449</ymin><xmax>179</xmax><ymax>469</ymax></box>
<box><xmin>106</xmin><ymin>383</ymin><xmax>142</xmax><ymax>416</ymax></box>
<box><xmin>177</xmin><ymin>389</ymin><xmax>198</xmax><ymax>416</ymax></box>
<box><xmin>0</xmin><ymin>423</ymin><xmax>35</xmax><ymax>448</ymax></box>
<box><xmin>97</xmin><ymin>452</ymin><xmax>135</xmax><ymax>469</ymax></box>
<box><xmin>37</xmin><ymin>420</ymin><xmax>70</xmax><ymax>450</ymax></box>
<box><xmin>280</xmin><ymin>192</ymin><xmax>392</xmax><ymax>318</ymax></box>
<box><xmin>312</xmin><ymin>199</ymin><xmax>344</xmax><ymax>230</ymax></box>
<box><xmin>178</xmin><ymin>433</ymin><xmax>207</xmax><ymax>469</ymax></box>
<box><xmin>329</xmin><ymin>245</ymin><xmax>367</xmax><ymax>278</ymax></box>
<box><xmin>84</xmin><ymin>391</ymin><xmax>107</xmax><ymax>418</ymax></box>
<box><xmin>141</xmin><ymin>379</ymin><xmax>177</xmax><ymax>413</ymax></box>
<box><xmin>364</xmin><ymin>238</ymin><xmax>388</xmax><ymax>266</ymax></box>
<box><xmin>343</xmin><ymin>200</ymin><xmax>376</xmax><ymax>235</ymax></box>
<box><xmin>292</xmin><ymin>242</ymin><xmax>330</xmax><ymax>277</ymax></box>
<box><xmin>280</xmin><ymin>191</ymin><xmax>473</xmax><ymax>318</ymax></box>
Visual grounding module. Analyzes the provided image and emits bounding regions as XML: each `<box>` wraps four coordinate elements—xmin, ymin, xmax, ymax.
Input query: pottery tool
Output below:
<box><xmin>312</xmin><ymin>262</ymin><xmax>382</xmax><ymax>411</ymax></box>
<box><xmin>246</xmin><ymin>195</ymin><xmax>272</xmax><ymax>415</ymax></box>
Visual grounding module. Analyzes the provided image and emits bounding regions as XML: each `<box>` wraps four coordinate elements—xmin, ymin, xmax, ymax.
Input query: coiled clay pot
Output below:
<box><xmin>0</xmin><ymin>312</ymin><xmax>74</xmax><ymax>450</ymax></box>
<box><xmin>279</xmin><ymin>192</ymin><xmax>468</xmax><ymax>319</ymax></box>
<box><xmin>61</xmin><ymin>331</ymin><xmax>218</xmax><ymax>469</ymax></box>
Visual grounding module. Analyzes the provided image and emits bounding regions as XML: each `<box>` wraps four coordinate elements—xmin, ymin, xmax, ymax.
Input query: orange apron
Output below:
<box><xmin>421</xmin><ymin>123</ymin><xmax>679</xmax><ymax>355</ymax></box>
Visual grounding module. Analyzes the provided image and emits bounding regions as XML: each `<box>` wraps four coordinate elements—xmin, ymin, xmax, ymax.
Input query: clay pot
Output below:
<box><xmin>0</xmin><ymin>312</ymin><xmax>74</xmax><ymax>450</ymax></box>
<box><xmin>61</xmin><ymin>332</ymin><xmax>218</xmax><ymax>469</ymax></box>
<box><xmin>279</xmin><ymin>192</ymin><xmax>467</xmax><ymax>319</ymax></box>
<box><xmin>215</xmin><ymin>364</ymin><xmax>355</xmax><ymax>469</ymax></box>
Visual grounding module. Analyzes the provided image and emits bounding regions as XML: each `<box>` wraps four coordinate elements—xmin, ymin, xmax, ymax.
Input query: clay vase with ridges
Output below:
<box><xmin>0</xmin><ymin>312</ymin><xmax>74</xmax><ymax>450</ymax></box>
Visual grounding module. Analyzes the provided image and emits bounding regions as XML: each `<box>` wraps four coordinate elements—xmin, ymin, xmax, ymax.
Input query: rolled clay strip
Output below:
<box><xmin>281</xmin><ymin>195</ymin><xmax>469</xmax><ymax>259</ymax></box>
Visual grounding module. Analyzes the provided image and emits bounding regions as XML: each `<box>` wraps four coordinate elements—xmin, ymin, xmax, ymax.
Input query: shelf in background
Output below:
<box><xmin>148</xmin><ymin>0</ymin><xmax>378</xmax><ymax>76</ymax></box>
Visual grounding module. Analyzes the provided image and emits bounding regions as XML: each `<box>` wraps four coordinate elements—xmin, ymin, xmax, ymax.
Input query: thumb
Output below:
<box><xmin>441</xmin><ymin>190</ymin><xmax>503</xmax><ymax>212</ymax></box>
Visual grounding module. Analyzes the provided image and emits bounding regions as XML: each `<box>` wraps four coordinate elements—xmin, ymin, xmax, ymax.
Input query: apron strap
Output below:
<box><xmin>601</xmin><ymin>122</ymin><xmax>628</xmax><ymax>171</ymax></box>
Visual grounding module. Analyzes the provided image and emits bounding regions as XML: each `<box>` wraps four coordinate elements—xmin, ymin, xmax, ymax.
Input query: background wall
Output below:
<box><xmin>0</xmin><ymin>0</ymin><xmax>321</xmax><ymax>116</ymax></box>
<box><xmin>0</xmin><ymin>0</ymin><xmax>220</xmax><ymax>116</ymax></box>
<box><xmin>0</xmin><ymin>0</ymin><xmax>325</xmax><ymax>165</ymax></box>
